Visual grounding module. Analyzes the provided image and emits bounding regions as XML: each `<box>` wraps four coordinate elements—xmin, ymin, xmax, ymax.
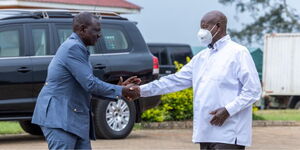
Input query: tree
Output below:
<box><xmin>219</xmin><ymin>0</ymin><xmax>300</xmax><ymax>46</ymax></box>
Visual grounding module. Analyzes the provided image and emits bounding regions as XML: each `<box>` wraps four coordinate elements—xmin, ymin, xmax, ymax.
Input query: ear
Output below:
<box><xmin>79</xmin><ymin>24</ymin><xmax>87</xmax><ymax>33</ymax></box>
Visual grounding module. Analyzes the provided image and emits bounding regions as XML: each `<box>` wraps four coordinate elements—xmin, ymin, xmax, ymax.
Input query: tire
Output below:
<box><xmin>93</xmin><ymin>98</ymin><xmax>136</xmax><ymax>139</ymax></box>
<box><xmin>19</xmin><ymin>120</ymin><xmax>43</xmax><ymax>136</ymax></box>
<box><xmin>288</xmin><ymin>96</ymin><xmax>300</xmax><ymax>109</ymax></box>
<box><xmin>295</xmin><ymin>101</ymin><xmax>300</xmax><ymax>109</ymax></box>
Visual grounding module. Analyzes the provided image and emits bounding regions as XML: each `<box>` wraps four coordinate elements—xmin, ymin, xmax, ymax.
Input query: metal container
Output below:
<box><xmin>263</xmin><ymin>33</ymin><xmax>300</xmax><ymax>96</ymax></box>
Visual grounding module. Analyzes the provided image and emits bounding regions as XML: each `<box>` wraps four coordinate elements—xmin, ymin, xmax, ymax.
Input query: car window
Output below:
<box><xmin>148</xmin><ymin>46</ymin><xmax>169</xmax><ymax>65</ymax></box>
<box><xmin>56</xmin><ymin>25</ymin><xmax>98</xmax><ymax>54</ymax></box>
<box><xmin>101</xmin><ymin>25</ymin><xmax>131</xmax><ymax>52</ymax></box>
<box><xmin>170</xmin><ymin>46</ymin><xmax>193</xmax><ymax>65</ymax></box>
<box><xmin>160</xmin><ymin>49</ymin><xmax>168</xmax><ymax>65</ymax></box>
<box><xmin>0</xmin><ymin>29</ymin><xmax>20</xmax><ymax>57</ymax></box>
<box><xmin>32</xmin><ymin>28</ymin><xmax>48</xmax><ymax>56</ymax></box>
<box><xmin>57</xmin><ymin>28</ymin><xmax>72</xmax><ymax>45</ymax></box>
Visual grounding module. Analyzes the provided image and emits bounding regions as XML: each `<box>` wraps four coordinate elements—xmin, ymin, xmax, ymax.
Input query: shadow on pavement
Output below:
<box><xmin>92</xmin><ymin>134</ymin><xmax>148</xmax><ymax>141</ymax></box>
<box><xmin>0</xmin><ymin>131</ymin><xmax>149</xmax><ymax>144</ymax></box>
<box><xmin>0</xmin><ymin>134</ymin><xmax>44</xmax><ymax>144</ymax></box>
<box><xmin>123</xmin><ymin>134</ymin><xmax>148</xmax><ymax>140</ymax></box>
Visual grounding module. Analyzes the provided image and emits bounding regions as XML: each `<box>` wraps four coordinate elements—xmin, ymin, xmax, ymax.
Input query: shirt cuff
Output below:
<box><xmin>139</xmin><ymin>84</ymin><xmax>148</xmax><ymax>97</ymax></box>
<box><xmin>225</xmin><ymin>102</ymin><xmax>237</xmax><ymax>117</ymax></box>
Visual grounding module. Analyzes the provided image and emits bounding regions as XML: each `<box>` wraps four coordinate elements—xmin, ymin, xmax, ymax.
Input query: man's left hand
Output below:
<box><xmin>118</xmin><ymin>76</ymin><xmax>142</xmax><ymax>86</ymax></box>
<box><xmin>209</xmin><ymin>107</ymin><xmax>230</xmax><ymax>126</ymax></box>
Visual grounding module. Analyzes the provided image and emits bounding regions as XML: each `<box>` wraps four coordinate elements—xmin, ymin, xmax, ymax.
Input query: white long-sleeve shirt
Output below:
<box><xmin>140</xmin><ymin>35</ymin><xmax>261</xmax><ymax>146</ymax></box>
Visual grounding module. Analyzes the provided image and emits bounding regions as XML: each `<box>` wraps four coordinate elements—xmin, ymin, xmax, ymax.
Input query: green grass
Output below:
<box><xmin>253</xmin><ymin>109</ymin><xmax>300</xmax><ymax>121</ymax></box>
<box><xmin>0</xmin><ymin>121</ymin><xmax>25</xmax><ymax>135</ymax></box>
<box><xmin>133</xmin><ymin>123</ymin><xmax>142</xmax><ymax>130</ymax></box>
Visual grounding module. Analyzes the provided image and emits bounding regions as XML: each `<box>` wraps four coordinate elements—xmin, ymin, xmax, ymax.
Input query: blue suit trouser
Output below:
<box><xmin>41</xmin><ymin>126</ymin><xmax>91</xmax><ymax>150</ymax></box>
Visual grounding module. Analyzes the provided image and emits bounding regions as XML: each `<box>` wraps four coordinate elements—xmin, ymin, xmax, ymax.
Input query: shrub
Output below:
<box><xmin>160</xmin><ymin>88</ymin><xmax>193</xmax><ymax>121</ymax></box>
<box><xmin>141</xmin><ymin>88</ymin><xmax>193</xmax><ymax>122</ymax></box>
<box><xmin>140</xmin><ymin>107</ymin><xmax>167</xmax><ymax>122</ymax></box>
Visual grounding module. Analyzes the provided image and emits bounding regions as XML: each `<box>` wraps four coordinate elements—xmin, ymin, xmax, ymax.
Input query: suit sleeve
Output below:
<box><xmin>64</xmin><ymin>44</ymin><xmax>122</xmax><ymax>99</ymax></box>
<box><xmin>225</xmin><ymin>48</ymin><xmax>262</xmax><ymax>116</ymax></box>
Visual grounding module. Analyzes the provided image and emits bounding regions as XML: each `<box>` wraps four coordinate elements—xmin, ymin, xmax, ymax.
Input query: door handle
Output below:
<box><xmin>17</xmin><ymin>67</ymin><xmax>31</xmax><ymax>73</ymax></box>
<box><xmin>94</xmin><ymin>64</ymin><xmax>106</xmax><ymax>70</ymax></box>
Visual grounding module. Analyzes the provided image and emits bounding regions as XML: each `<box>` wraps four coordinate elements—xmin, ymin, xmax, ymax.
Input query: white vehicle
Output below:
<box><xmin>263</xmin><ymin>33</ymin><xmax>300</xmax><ymax>109</ymax></box>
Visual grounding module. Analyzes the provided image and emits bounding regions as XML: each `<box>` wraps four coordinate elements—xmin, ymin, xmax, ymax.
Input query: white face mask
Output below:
<box><xmin>197</xmin><ymin>24</ymin><xmax>218</xmax><ymax>47</ymax></box>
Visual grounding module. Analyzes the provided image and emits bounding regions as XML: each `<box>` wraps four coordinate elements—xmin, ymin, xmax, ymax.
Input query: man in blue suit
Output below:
<box><xmin>32</xmin><ymin>12</ymin><xmax>140</xmax><ymax>150</ymax></box>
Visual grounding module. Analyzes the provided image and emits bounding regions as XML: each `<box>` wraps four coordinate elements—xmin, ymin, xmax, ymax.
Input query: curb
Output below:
<box><xmin>141</xmin><ymin>121</ymin><xmax>193</xmax><ymax>129</ymax></box>
<box><xmin>252</xmin><ymin>120</ymin><xmax>300</xmax><ymax>127</ymax></box>
<box><xmin>141</xmin><ymin>120</ymin><xmax>300</xmax><ymax>129</ymax></box>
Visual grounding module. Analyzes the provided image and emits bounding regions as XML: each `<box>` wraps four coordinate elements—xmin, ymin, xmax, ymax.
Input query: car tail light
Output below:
<box><xmin>152</xmin><ymin>56</ymin><xmax>159</xmax><ymax>75</ymax></box>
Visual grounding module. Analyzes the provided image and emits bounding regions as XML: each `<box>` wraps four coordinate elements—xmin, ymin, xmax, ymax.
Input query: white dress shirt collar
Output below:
<box><xmin>209</xmin><ymin>35</ymin><xmax>231</xmax><ymax>51</ymax></box>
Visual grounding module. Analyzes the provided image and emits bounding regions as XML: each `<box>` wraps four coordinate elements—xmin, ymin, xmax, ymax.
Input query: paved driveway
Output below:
<box><xmin>0</xmin><ymin>127</ymin><xmax>299</xmax><ymax>150</ymax></box>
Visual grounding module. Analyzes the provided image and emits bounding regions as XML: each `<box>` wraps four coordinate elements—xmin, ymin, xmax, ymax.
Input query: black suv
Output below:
<box><xmin>147</xmin><ymin>43</ymin><xmax>193</xmax><ymax>76</ymax></box>
<box><xmin>0</xmin><ymin>9</ymin><xmax>160</xmax><ymax>139</ymax></box>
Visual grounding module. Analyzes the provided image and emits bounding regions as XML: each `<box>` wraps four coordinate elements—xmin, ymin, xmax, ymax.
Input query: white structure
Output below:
<box><xmin>263</xmin><ymin>33</ymin><xmax>300</xmax><ymax>108</ymax></box>
<box><xmin>263</xmin><ymin>33</ymin><xmax>300</xmax><ymax>95</ymax></box>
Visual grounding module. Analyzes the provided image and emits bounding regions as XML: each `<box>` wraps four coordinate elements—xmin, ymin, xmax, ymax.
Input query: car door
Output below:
<box><xmin>28</xmin><ymin>23</ymin><xmax>53</xmax><ymax>101</ymax></box>
<box><xmin>0</xmin><ymin>24</ymin><xmax>34</xmax><ymax>113</ymax></box>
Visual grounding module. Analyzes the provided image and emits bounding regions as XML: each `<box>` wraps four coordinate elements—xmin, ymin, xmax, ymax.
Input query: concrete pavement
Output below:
<box><xmin>0</xmin><ymin>127</ymin><xmax>299</xmax><ymax>150</ymax></box>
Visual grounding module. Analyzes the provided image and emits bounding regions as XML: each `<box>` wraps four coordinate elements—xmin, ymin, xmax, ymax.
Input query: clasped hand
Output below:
<box><xmin>118</xmin><ymin>76</ymin><xmax>141</xmax><ymax>101</ymax></box>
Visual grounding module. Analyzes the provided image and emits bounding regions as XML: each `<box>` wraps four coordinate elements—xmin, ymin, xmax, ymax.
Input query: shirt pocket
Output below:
<box><xmin>69</xmin><ymin>103</ymin><xmax>85</xmax><ymax>113</ymax></box>
<box><xmin>68</xmin><ymin>103</ymin><xmax>88</xmax><ymax>125</ymax></box>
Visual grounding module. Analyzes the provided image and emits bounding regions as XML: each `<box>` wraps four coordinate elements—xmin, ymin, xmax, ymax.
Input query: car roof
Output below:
<box><xmin>0</xmin><ymin>9</ymin><xmax>128</xmax><ymax>21</ymax></box>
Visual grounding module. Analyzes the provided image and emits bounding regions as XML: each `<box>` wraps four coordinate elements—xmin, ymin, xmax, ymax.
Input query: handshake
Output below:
<box><xmin>119</xmin><ymin>76</ymin><xmax>141</xmax><ymax>101</ymax></box>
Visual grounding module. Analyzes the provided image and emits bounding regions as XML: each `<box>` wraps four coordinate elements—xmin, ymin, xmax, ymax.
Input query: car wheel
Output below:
<box><xmin>19</xmin><ymin>120</ymin><xmax>43</xmax><ymax>136</ymax></box>
<box><xmin>295</xmin><ymin>101</ymin><xmax>300</xmax><ymax>109</ymax></box>
<box><xmin>93</xmin><ymin>98</ymin><xmax>136</xmax><ymax>139</ymax></box>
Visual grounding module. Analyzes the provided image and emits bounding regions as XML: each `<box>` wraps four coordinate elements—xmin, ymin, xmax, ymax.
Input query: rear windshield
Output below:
<box><xmin>148</xmin><ymin>46</ymin><xmax>169</xmax><ymax>65</ymax></box>
<box><xmin>169</xmin><ymin>46</ymin><xmax>193</xmax><ymax>65</ymax></box>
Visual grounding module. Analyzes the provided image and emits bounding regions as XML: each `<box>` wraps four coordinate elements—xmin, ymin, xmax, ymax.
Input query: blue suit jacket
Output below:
<box><xmin>32</xmin><ymin>33</ymin><xmax>122</xmax><ymax>140</ymax></box>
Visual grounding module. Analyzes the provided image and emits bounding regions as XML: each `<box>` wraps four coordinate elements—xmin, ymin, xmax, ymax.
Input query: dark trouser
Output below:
<box><xmin>40</xmin><ymin>126</ymin><xmax>91</xmax><ymax>150</ymax></box>
<box><xmin>200</xmin><ymin>142</ymin><xmax>245</xmax><ymax>150</ymax></box>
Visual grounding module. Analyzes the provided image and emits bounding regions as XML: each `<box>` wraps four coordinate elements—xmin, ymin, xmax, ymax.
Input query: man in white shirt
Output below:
<box><xmin>130</xmin><ymin>10</ymin><xmax>261</xmax><ymax>149</ymax></box>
